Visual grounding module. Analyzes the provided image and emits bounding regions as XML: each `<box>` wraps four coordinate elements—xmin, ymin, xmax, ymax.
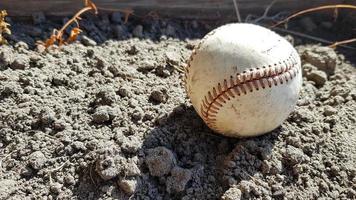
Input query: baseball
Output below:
<box><xmin>184</xmin><ymin>23</ymin><xmax>302</xmax><ymax>138</ymax></box>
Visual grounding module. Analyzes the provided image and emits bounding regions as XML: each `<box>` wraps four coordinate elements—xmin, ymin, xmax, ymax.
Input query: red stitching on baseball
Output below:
<box><xmin>199</xmin><ymin>52</ymin><xmax>300</xmax><ymax>132</ymax></box>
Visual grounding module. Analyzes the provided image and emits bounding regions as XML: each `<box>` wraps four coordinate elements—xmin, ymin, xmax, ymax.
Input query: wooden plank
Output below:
<box><xmin>0</xmin><ymin>0</ymin><xmax>345</xmax><ymax>19</ymax></box>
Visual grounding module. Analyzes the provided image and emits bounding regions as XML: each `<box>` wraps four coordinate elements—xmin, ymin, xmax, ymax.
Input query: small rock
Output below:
<box><xmin>14</xmin><ymin>41</ymin><xmax>29</xmax><ymax>50</ymax></box>
<box><xmin>133</xmin><ymin>25</ymin><xmax>143</xmax><ymax>38</ymax></box>
<box><xmin>32</xmin><ymin>12</ymin><xmax>46</xmax><ymax>24</ymax></box>
<box><xmin>306</xmin><ymin>70</ymin><xmax>327</xmax><ymax>87</ymax></box>
<box><xmin>145</xmin><ymin>146</ymin><xmax>176</xmax><ymax>177</ymax></box>
<box><xmin>111</xmin><ymin>12</ymin><xmax>123</xmax><ymax>24</ymax></box>
<box><xmin>150</xmin><ymin>87</ymin><xmax>168</xmax><ymax>103</ymax></box>
<box><xmin>28</xmin><ymin>151</ymin><xmax>46</xmax><ymax>170</ymax></box>
<box><xmin>137</xmin><ymin>59</ymin><xmax>157</xmax><ymax>71</ymax></box>
<box><xmin>165</xmin><ymin>51</ymin><xmax>181</xmax><ymax>66</ymax></box>
<box><xmin>221</xmin><ymin>187</ymin><xmax>242</xmax><ymax>200</ymax></box>
<box><xmin>81</xmin><ymin>35</ymin><xmax>97</xmax><ymax>46</ymax></box>
<box><xmin>166</xmin><ymin>166</ymin><xmax>192</xmax><ymax>193</ymax></box>
<box><xmin>118</xmin><ymin>178</ymin><xmax>137</xmax><ymax>195</ymax></box>
<box><xmin>323</xmin><ymin>105</ymin><xmax>337</xmax><ymax>116</ymax></box>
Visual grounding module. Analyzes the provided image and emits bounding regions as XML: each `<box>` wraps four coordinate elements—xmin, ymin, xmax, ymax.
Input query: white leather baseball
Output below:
<box><xmin>184</xmin><ymin>23</ymin><xmax>302</xmax><ymax>138</ymax></box>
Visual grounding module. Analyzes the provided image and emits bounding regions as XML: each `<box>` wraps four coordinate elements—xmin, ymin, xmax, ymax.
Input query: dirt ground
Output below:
<box><xmin>0</xmin><ymin>12</ymin><xmax>355</xmax><ymax>200</ymax></box>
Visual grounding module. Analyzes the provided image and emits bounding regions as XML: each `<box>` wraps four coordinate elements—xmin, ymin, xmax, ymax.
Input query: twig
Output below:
<box><xmin>47</xmin><ymin>160</ymin><xmax>70</xmax><ymax>184</ymax></box>
<box><xmin>271</xmin><ymin>4</ymin><xmax>356</xmax><ymax>28</ymax></box>
<box><xmin>232</xmin><ymin>0</ymin><xmax>242</xmax><ymax>23</ymax></box>
<box><xmin>272</xmin><ymin>27</ymin><xmax>356</xmax><ymax>50</ymax></box>
<box><xmin>328</xmin><ymin>38</ymin><xmax>356</xmax><ymax>48</ymax></box>
<box><xmin>0</xmin><ymin>152</ymin><xmax>13</xmax><ymax>169</ymax></box>
<box><xmin>252</xmin><ymin>0</ymin><xmax>277</xmax><ymax>23</ymax></box>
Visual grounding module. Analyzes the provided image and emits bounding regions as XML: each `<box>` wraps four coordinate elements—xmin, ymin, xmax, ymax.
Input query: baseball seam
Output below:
<box><xmin>199</xmin><ymin>52</ymin><xmax>300</xmax><ymax>133</ymax></box>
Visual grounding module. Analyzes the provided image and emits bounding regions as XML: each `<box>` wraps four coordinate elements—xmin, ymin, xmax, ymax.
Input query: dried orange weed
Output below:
<box><xmin>40</xmin><ymin>0</ymin><xmax>98</xmax><ymax>48</ymax></box>
<box><xmin>0</xmin><ymin>10</ymin><xmax>11</xmax><ymax>45</ymax></box>
<box><xmin>272</xmin><ymin>4</ymin><xmax>356</xmax><ymax>48</ymax></box>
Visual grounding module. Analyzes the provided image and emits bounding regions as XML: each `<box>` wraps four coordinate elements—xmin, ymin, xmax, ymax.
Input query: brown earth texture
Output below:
<box><xmin>0</xmin><ymin>13</ymin><xmax>355</xmax><ymax>200</ymax></box>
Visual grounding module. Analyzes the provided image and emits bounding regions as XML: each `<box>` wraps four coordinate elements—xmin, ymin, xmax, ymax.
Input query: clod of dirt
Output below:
<box><xmin>283</xmin><ymin>145</ymin><xmax>309</xmax><ymax>165</ymax></box>
<box><xmin>145</xmin><ymin>147</ymin><xmax>177</xmax><ymax>177</ymax></box>
<box><xmin>323</xmin><ymin>105</ymin><xmax>337</xmax><ymax>116</ymax></box>
<box><xmin>95</xmin><ymin>150</ymin><xmax>126</xmax><ymax>180</ymax></box>
<box><xmin>165</xmin><ymin>51</ymin><xmax>181</xmax><ymax>66</ymax></box>
<box><xmin>166</xmin><ymin>166</ymin><xmax>192</xmax><ymax>193</ymax></box>
<box><xmin>121</xmin><ymin>136</ymin><xmax>141</xmax><ymax>154</ymax></box>
<box><xmin>28</xmin><ymin>151</ymin><xmax>46</xmax><ymax>170</ymax></box>
<box><xmin>10</xmin><ymin>55</ymin><xmax>30</xmax><ymax>70</ymax></box>
<box><xmin>301</xmin><ymin>45</ymin><xmax>338</xmax><ymax>75</ymax></box>
<box><xmin>149</xmin><ymin>87</ymin><xmax>168</xmax><ymax>103</ymax></box>
<box><xmin>221</xmin><ymin>186</ymin><xmax>242</xmax><ymax>200</ymax></box>
<box><xmin>306</xmin><ymin>70</ymin><xmax>327</xmax><ymax>87</ymax></box>
<box><xmin>95</xmin><ymin>86</ymin><xmax>117</xmax><ymax>105</ymax></box>
<box><xmin>0</xmin><ymin>180</ymin><xmax>17</xmax><ymax>199</ymax></box>
<box><xmin>118</xmin><ymin>178</ymin><xmax>138</xmax><ymax>195</ymax></box>
<box><xmin>92</xmin><ymin>106</ymin><xmax>119</xmax><ymax>124</ymax></box>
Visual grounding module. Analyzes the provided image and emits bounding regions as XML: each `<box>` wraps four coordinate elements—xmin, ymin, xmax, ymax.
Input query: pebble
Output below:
<box><xmin>81</xmin><ymin>35</ymin><xmax>97</xmax><ymax>46</ymax></box>
<box><xmin>118</xmin><ymin>178</ymin><xmax>137</xmax><ymax>195</ymax></box>
<box><xmin>145</xmin><ymin>146</ymin><xmax>176</xmax><ymax>177</ymax></box>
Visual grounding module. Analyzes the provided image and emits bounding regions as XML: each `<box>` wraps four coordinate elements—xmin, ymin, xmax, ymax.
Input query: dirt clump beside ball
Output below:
<box><xmin>0</xmin><ymin>16</ymin><xmax>355</xmax><ymax>200</ymax></box>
